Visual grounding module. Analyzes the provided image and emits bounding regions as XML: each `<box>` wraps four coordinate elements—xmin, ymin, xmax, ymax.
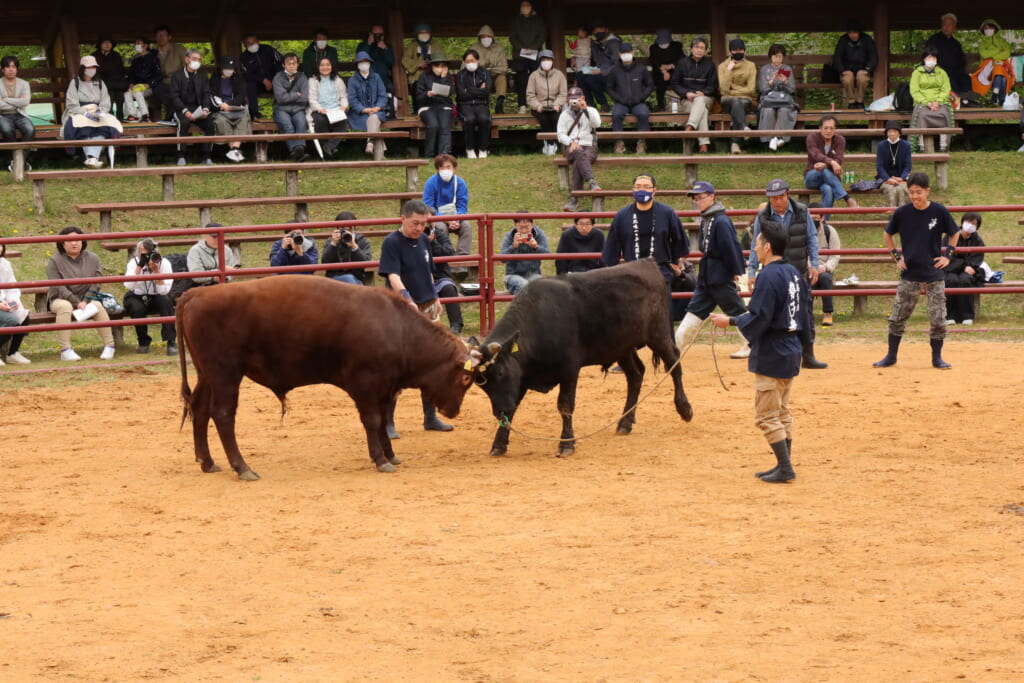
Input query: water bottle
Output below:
<box><xmin>671</xmin><ymin>100</ymin><xmax>678</xmax><ymax>114</ymax></box>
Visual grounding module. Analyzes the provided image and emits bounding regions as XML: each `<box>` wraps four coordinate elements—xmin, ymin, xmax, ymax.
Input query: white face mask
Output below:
<box><xmin>418</xmin><ymin>33</ymin><xmax>430</xmax><ymax>43</ymax></box>
<box><xmin>540</xmin><ymin>59</ymin><xmax>553</xmax><ymax>71</ymax></box>
<box><xmin>134</xmin><ymin>44</ymin><xmax>144</xmax><ymax>54</ymax></box>
<box><xmin>188</xmin><ymin>60</ymin><xmax>201</xmax><ymax>71</ymax></box>
<box><xmin>465</xmin><ymin>61</ymin><xmax>479</xmax><ymax>72</ymax></box>
<box><xmin>924</xmin><ymin>58</ymin><xmax>937</xmax><ymax>70</ymax></box>
<box><xmin>480</xmin><ymin>37</ymin><xmax>493</xmax><ymax>48</ymax></box>
<box><xmin>247</xmin><ymin>43</ymin><xmax>260</xmax><ymax>53</ymax></box>
<box><xmin>983</xmin><ymin>28</ymin><xmax>995</xmax><ymax>37</ymax></box>
<box><xmin>657</xmin><ymin>43</ymin><xmax>669</xmax><ymax>50</ymax></box>
<box><xmin>961</xmin><ymin>222</ymin><xmax>977</xmax><ymax>233</ymax></box>
<box><xmin>439</xmin><ymin>169</ymin><xmax>454</xmax><ymax>181</ymax></box>
<box><xmin>315</xmin><ymin>40</ymin><xmax>327</xmax><ymax>50</ymax></box>
<box><xmin>620</xmin><ymin>54</ymin><xmax>634</xmax><ymax>65</ymax></box>
<box><xmin>358</xmin><ymin>62</ymin><xmax>371</xmax><ymax>74</ymax></box>
<box><xmin>222</xmin><ymin>69</ymin><xmax>234</xmax><ymax>77</ymax></box>
<box><xmin>84</xmin><ymin>68</ymin><xmax>97</xmax><ymax>79</ymax></box>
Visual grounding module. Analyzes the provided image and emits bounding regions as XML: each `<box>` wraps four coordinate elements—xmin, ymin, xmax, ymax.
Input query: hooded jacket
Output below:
<box><xmin>470</xmin><ymin>26</ymin><xmax>509</xmax><ymax>74</ymax></box>
<box><xmin>526</xmin><ymin>67</ymin><xmax>567</xmax><ymax>110</ymax></box>
<box><xmin>695</xmin><ymin>201</ymin><xmax>745</xmax><ymax>285</ymax></box>
<box><xmin>910</xmin><ymin>63</ymin><xmax>951</xmax><ymax>105</ymax></box>
<box><xmin>978</xmin><ymin>20</ymin><xmax>1011</xmax><ymax>61</ymax></box>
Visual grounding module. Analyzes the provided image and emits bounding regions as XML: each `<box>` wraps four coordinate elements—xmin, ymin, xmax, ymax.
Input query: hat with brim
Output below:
<box><xmin>883</xmin><ymin>119</ymin><xmax>903</xmax><ymax>133</ymax></box>
<box><xmin>70</xmin><ymin>104</ymin><xmax>124</xmax><ymax>134</ymax></box>
<box><xmin>428</xmin><ymin>49</ymin><xmax>449</xmax><ymax>64</ymax></box>
<box><xmin>765</xmin><ymin>178</ymin><xmax>789</xmax><ymax>196</ymax></box>
<box><xmin>355</xmin><ymin>51</ymin><xmax>372</xmax><ymax>64</ymax></box>
<box><xmin>80</xmin><ymin>55</ymin><xmax>99</xmax><ymax>68</ymax></box>
<box><xmin>687</xmin><ymin>180</ymin><xmax>715</xmax><ymax>195</ymax></box>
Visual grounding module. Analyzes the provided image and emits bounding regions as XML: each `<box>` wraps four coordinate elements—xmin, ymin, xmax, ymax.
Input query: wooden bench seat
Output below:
<box><xmin>26</xmin><ymin>158</ymin><xmax>427</xmax><ymax>215</ymax></box>
<box><xmin>553</xmin><ymin>152</ymin><xmax>951</xmax><ymax>191</ymax></box>
<box><xmin>75</xmin><ymin>192</ymin><xmax>421</xmax><ymax>231</ymax></box>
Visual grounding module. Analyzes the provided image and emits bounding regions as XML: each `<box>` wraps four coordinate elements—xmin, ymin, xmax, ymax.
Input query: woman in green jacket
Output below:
<box><xmin>973</xmin><ymin>19</ymin><xmax>1013</xmax><ymax>106</ymax></box>
<box><xmin>910</xmin><ymin>46</ymin><xmax>953</xmax><ymax>152</ymax></box>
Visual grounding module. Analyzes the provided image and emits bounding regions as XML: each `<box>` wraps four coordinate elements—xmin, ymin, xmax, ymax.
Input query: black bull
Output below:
<box><xmin>471</xmin><ymin>260</ymin><xmax>694</xmax><ymax>456</ymax></box>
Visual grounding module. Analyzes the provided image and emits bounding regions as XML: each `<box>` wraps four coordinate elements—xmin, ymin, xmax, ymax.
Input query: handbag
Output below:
<box><xmin>438</xmin><ymin>176</ymin><xmax>459</xmax><ymax>215</ymax></box>
<box><xmin>761</xmin><ymin>89</ymin><xmax>795</xmax><ymax>109</ymax></box>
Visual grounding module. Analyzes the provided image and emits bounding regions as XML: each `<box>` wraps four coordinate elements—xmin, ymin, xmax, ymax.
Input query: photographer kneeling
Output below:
<box><xmin>123</xmin><ymin>238</ymin><xmax>177</xmax><ymax>356</ymax></box>
<box><xmin>269</xmin><ymin>224</ymin><xmax>318</xmax><ymax>275</ymax></box>
<box><xmin>322</xmin><ymin>211</ymin><xmax>373</xmax><ymax>285</ymax></box>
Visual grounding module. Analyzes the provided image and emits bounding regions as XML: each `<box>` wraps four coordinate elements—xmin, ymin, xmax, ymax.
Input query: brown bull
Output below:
<box><xmin>176</xmin><ymin>276</ymin><xmax>478</xmax><ymax>479</ymax></box>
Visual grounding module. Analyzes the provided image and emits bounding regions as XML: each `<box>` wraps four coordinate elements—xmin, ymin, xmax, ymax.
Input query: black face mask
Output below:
<box><xmin>594</xmin><ymin>31</ymin><xmax>608</xmax><ymax>41</ymax></box>
<box><xmin>373</xmin><ymin>33</ymin><xmax>384</xmax><ymax>42</ymax></box>
<box><xmin>731</xmin><ymin>52</ymin><xmax>745</xmax><ymax>61</ymax></box>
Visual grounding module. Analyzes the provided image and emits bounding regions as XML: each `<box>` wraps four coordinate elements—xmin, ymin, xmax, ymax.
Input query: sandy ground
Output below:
<box><xmin>2</xmin><ymin>340</ymin><xmax>1023</xmax><ymax>682</ymax></box>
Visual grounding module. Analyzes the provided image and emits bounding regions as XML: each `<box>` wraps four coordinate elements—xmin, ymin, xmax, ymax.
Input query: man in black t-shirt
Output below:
<box><xmin>874</xmin><ymin>172</ymin><xmax>959</xmax><ymax>369</ymax></box>
<box><xmin>379</xmin><ymin>200</ymin><xmax>454</xmax><ymax>434</ymax></box>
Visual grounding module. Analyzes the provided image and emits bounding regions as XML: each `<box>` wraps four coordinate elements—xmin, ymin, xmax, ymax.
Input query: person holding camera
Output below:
<box><xmin>322</xmin><ymin>211</ymin><xmax>372</xmax><ymax>285</ymax></box>
<box><xmin>501</xmin><ymin>213</ymin><xmax>550</xmax><ymax>295</ymax></box>
<box><xmin>270</xmin><ymin>225</ymin><xmax>319</xmax><ymax>275</ymax></box>
<box><xmin>558</xmin><ymin>86</ymin><xmax>601</xmax><ymax>212</ymax></box>
<box><xmin>123</xmin><ymin>238</ymin><xmax>177</xmax><ymax>356</ymax></box>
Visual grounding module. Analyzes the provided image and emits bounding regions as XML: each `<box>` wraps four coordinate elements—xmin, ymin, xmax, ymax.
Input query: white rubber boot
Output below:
<box><xmin>674</xmin><ymin>313</ymin><xmax>704</xmax><ymax>355</ymax></box>
<box><xmin>730</xmin><ymin>331</ymin><xmax>751</xmax><ymax>359</ymax></box>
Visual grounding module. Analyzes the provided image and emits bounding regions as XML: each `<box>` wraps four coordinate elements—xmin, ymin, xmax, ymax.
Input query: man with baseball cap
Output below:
<box><xmin>558</xmin><ymin>86</ymin><xmax>602</xmax><ymax>211</ymax></box>
<box><xmin>747</xmin><ymin>178</ymin><xmax>827</xmax><ymax>369</ymax></box>
<box><xmin>674</xmin><ymin>181</ymin><xmax>749</xmax><ymax>358</ymax></box>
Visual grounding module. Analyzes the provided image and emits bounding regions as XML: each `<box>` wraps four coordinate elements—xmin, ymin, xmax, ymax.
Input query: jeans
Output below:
<box><xmin>0</xmin><ymin>113</ymin><xmax>35</xmax><ymax>141</ymax></box>
<box><xmin>419</xmin><ymin>106</ymin><xmax>452</xmax><ymax>158</ymax></box>
<box><xmin>576</xmin><ymin>73</ymin><xmax>608</xmax><ymax>108</ymax></box>
<box><xmin>804</xmin><ymin>168</ymin><xmax>847</xmax><ymax>208</ymax></box>
<box><xmin>991</xmin><ymin>75</ymin><xmax>1007</xmax><ymax>106</ymax></box>
<box><xmin>611</xmin><ymin>102</ymin><xmax>650</xmax><ymax>131</ymax></box>
<box><xmin>505</xmin><ymin>272</ymin><xmax>542</xmax><ymax>295</ymax></box>
<box><xmin>273</xmin><ymin>109</ymin><xmax>307</xmax><ymax>150</ymax></box>
<box><xmin>331</xmin><ymin>274</ymin><xmax>363</xmax><ymax>285</ymax></box>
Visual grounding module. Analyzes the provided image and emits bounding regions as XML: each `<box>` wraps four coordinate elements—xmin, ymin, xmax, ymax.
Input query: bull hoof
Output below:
<box><xmin>387</xmin><ymin>456</ymin><xmax>403</xmax><ymax>466</ymax></box>
<box><xmin>377</xmin><ymin>462</ymin><xmax>398</xmax><ymax>473</ymax></box>
<box><xmin>237</xmin><ymin>469</ymin><xmax>260</xmax><ymax>481</ymax></box>
<box><xmin>489</xmin><ymin>447</ymin><xmax>507</xmax><ymax>457</ymax></box>
<box><xmin>679</xmin><ymin>403</ymin><xmax>694</xmax><ymax>422</ymax></box>
<box><xmin>616</xmin><ymin>424</ymin><xmax>633</xmax><ymax>436</ymax></box>
<box><xmin>557</xmin><ymin>447</ymin><xmax>575</xmax><ymax>458</ymax></box>
<box><xmin>200</xmin><ymin>462</ymin><xmax>222</xmax><ymax>473</ymax></box>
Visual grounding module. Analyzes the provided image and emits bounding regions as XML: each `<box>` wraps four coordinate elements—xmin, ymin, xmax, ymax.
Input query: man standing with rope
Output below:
<box><xmin>710</xmin><ymin>220</ymin><xmax>803</xmax><ymax>483</ymax></box>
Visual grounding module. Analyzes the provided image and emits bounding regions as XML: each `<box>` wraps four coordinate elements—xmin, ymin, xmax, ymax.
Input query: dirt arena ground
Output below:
<box><xmin>2</xmin><ymin>340</ymin><xmax>1023</xmax><ymax>681</ymax></box>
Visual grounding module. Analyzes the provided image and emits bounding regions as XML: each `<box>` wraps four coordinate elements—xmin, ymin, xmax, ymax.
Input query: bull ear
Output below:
<box><xmin>501</xmin><ymin>330</ymin><xmax>520</xmax><ymax>355</ymax></box>
<box><xmin>467</xmin><ymin>336</ymin><xmax>480</xmax><ymax>347</ymax></box>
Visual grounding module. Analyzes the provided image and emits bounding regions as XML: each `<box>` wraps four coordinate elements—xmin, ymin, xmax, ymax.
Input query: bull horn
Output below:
<box><xmin>485</xmin><ymin>342</ymin><xmax>502</xmax><ymax>358</ymax></box>
<box><xmin>469</xmin><ymin>349</ymin><xmax>483</xmax><ymax>359</ymax></box>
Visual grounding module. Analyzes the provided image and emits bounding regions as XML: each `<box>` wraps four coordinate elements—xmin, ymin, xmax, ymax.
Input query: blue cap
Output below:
<box><xmin>765</xmin><ymin>178</ymin><xmax>789</xmax><ymax>196</ymax></box>
<box><xmin>355</xmin><ymin>51</ymin><xmax>372</xmax><ymax>63</ymax></box>
<box><xmin>619</xmin><ymin>42</ymin><xmax>634</xmax><ymax>53</ymax></box>
<box><xmin>687</xmin><ymin>181</ymin><xmax>715</xmax><ymax>195</ymax></box>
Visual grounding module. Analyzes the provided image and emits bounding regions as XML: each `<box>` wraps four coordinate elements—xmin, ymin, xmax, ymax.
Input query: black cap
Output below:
<box><xmin>729</xmin><ymin>38</ymin><xmax>745</xmax><ymax>51</ymax></box>
<box><xmin>218</xmin><ymin>55</ymin><xmax>237</xmax><ymax>70</ymax></box>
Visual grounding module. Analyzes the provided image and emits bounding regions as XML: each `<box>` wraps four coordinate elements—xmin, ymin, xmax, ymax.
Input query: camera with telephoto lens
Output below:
<box><xmin>339</xmin><ymin>230</ymin><xmax>355</xmax><ymax>244</ymax></box>
<box><xmin>284</xmin><ymin>231</ymin><xmax>303</xmax><ymax>250</ymax></box>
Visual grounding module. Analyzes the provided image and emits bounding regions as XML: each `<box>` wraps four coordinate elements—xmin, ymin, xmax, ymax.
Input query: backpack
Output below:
<box><xmin>166</xmin><ymin>252</ymin><xmax>193</xmax><ymax>305</ymax></box>
<box><xmin>894</xmin><ymin>82</ymin><xmax>913</xmax><ymax>112</ymax></box>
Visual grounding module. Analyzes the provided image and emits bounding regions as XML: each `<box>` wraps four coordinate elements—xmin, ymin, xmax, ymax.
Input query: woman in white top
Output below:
<box><xmin>62</xmin><ymin>55</ymin><xmax>122</xmax><ymax>168</ymax></box>
<box><xmin>0</xmin><ymin>243</ymin><xmax>31</xmax><ymax>364</ymax></box>
<box><xmin>308</xmin><ymin>57</ymin><xmax>349</xmax><ymax>157</ymax></box>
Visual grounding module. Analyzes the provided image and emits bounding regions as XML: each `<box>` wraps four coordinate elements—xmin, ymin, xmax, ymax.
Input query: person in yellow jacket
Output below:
<box><xmin>717</xmin><ymin>38</ymin><xmax>758</xmax><ymax>154</ymax></box>
<box><xmin>910</xmin><ymin>46</ymin><xmax>954</xmax><ymax>152</ymax></box>
<box><xmin>972</xmin><ymin>19</ymin><xmax>1015</xmax><ymax>106</ymax></box>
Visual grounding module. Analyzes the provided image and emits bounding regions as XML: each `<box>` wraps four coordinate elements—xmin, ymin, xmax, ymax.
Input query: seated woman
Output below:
<box><xmin>422</xmin><ymin>154</ymin><xmax>472</xmax><ymax>276</ymax></box>
<box><xmin>757</xmin><ymin>43</ymin><xmax>798</xmax><ymax>151</ymax></box>
<box><xmin>457</xmin><ymin>49</ymin><xmax>492</xmax><ymax>159</ymax></box>
<box><xmin>909</xmin><ymin>46</ymin><xmax>954</xmax><ymax>152</ymax></box>
<box><xmin>208</xmin><ymin>55</ymin><xmax>250</xmax><ymax>162</ymax></box>
<box><xmin>308</xmin><ymin>56</ymin><xmax>349</xmax><ymax>158</ymax></box>
<box><xmin>973</xmin><ymin>19</ymin><xmax>1014</xmax><ymax>107</ymax></box>
<box><xmin>527</xmin><ymin>50</ymin><xmax>567</xmax><ymax>155</ymax></box>
<box><xmin>0</xmin><ymin>243</ymin><xmax>31</xmax><ymax>364</ymax></box>
<box><xmin>348</xmin><ymin>51</ymin><xmax>389</xmax><ymax>156</ymax></box>
<box><xmin>875</xmin><ymin>120</ymin><xmax>912</xmax><ymax>206</ymax></box>
<box><xmin>942</xmin><ymin>211</ymin><xmax>985</xmax><ymax>325</ymax></box>
<box><xmin>413</xmin><ymin>49</ymin><xmax>455</xmax><ymax>158</ymax></box>
<box><xmin>46</xmin><ymin>226</ymin><xmax>116</xmax><ymax>361</ymax></box>
<box><xmin>62</xmin><ymin>55</ymin><xmax>122</xmax><ymax>168</ymax></box>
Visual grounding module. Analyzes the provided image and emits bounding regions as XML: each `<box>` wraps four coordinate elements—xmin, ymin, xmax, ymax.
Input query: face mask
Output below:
<box><xmin>657</xmin><ymin>43</ymin><xmax>669</xmax><ymax>50</ymax></box>
<box><xmin>594</xmin><ymin>32</ymin><xmax>608</xmax><ymax>41</ymax></box>
<box><xmin>222</xmin><ymin>69</ymin><xmax>234</xmax><ymax>77</ymax></box>
<box><xmin>480</xmin><ymin>37</ymin><xmax>493</xmax><ymax>48</ymax></box>
<box><xmin>732</xmin><ymin>52</ymin><xmax>745</xmax><ymax>61</ymax></box>
<box><xmin>983</xmin><ymin>28</ymin><xmax>995</xmax><ymax>37</ymax></box>
<box><xmin>439</xmin><ymin>169</ymin><xmax>454</xmax><ymax>181</ymax></box>
<box><xmin>358</xmin><ymin>62</ymin><xmax>371</xmax><ymax>74</ymax></box>
<box><xmin>188</xmin><ymin>60</ymin><xmax>201</xmax><ymax>71</ymax></box>
<box><xmin>961</xmin><ymin>222</ymin><xmax>977</xmax><ymax>233</ymax></box>
<box><xmin>540</xmin><ymin>60</ymin><xmax>553</xmax><ymax>71</ymax></box>
<box><xmin>466</xmin><ymin>61</ymin><xmax>479</xmax><ymax>72</ymax></box>
<box><xmin>84</xmin><ymin>68</ymin><xmax>97</xmax><ymax>79</ymax></box>
<box><xmin>315</xmin><ymin>40</ymin><xmax>327</xmax><ymax>50</ymax></box>
<box><xmin>373</xmin><ymin>33</ymin><xmax>384</xmax><ymax>42</ymax></box>
<box><xmin>633</xmin><ymin>189</ymin><xmax>654</xmax><ymax>204</ymax></box>
<box><xmin>621</xmin><ymin>54</ymin><xmax>634</xmax><ymax>65</ymax></box>
<box><xmin>924</xmin><ymin>59</ymin><xmax>937</xmax><ymax>70</ymax></box>
<box><xmin>418</xmin><ymin>33</ymin><xmax>430</xmax><ymax>43</ymax></box>
<box><xmin>134</xmin><ymin>44</ymin><xmax>144</xmax><ymax>54</ymax></box>
<box><xmin>247</xmin><ymin>43</ymin><xmax>259</xmax><ymax>53</ymax></box>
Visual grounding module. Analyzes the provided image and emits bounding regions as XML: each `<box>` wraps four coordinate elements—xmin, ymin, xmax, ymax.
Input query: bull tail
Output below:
<box><xmin>177</xmin><ymin>299</ymin><xmax>193</xmax><ymax>431</ymax></box>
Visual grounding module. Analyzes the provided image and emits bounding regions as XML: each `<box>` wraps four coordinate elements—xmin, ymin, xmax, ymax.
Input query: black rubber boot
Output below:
<box><xmin>931</xmin><ymin>338</ymin><xmax>952</xmax><ymax>369</ymax></box>
<box><xmin>873</xmin><ymin>333</ymin><xmax>901</xmax><ymax>368</ymax></box>
<box><xmin>494</xmin><ymin>95</ymin><xmax>506</xmax><ymax>114</ymax></box>
<box><xmin>754</xmin><ymin>438</ymin><xmax>791</xmax><ymax>479</ymax></box>
<box><xmin>801</xmin><ymin>342</ymin><xmax>828</xmax><ymax>369</ymax></box>
<box><xmin>759</xmin><ymin>440</ymin><xmax>795</xmax><ymax>483</ymax></box>
<box><xmin>422</xmin><ymin>396</ymin><xmax>453</xmax><ymax>431</ymax></box>
<box><xmin>385</xmin><ymin>397</ymin><xmax>400</xmax><ymax>440</ymax></box>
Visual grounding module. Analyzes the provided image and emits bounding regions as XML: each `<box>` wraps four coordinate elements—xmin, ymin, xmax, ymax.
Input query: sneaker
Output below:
<box><xmin>844</xmin><ymin>196</ymin><xmax>859</xmax><ymax>208</ymax></box>
<box><xmin>730</xmin><ymin>142</ymin><xmax>742</xmax><ymax>155</ymax></box>
<box><xmin>945</xmin><ymin>319</ymin><xmax>955</xmax><ymax>325</ymax></box>
<box><xmin>176</xmin><ymin>156</ymin><xmax>187</xmax><ymax>166</ymax></box>
<box><xmin>0</xmin><ymin>357</ymin><xmax>4</xmax><ymax>365</ymax></box>
<box><xmin>635</xmin><ymin>141</ymin><xmax>646</xmax><ymax>155</ymax></box>
<box><xmin>587</xmin><ymin>178</ymin><xmax>601</xmax><ymax>191</ymax></box>
<box><xmin>6</xmin><ymin>162</ymin><xmax>11</xmax><ymax>173</ymax></box>
<box><xmin>60</xmin><ymin>348</ymin><xmax>81</xmax><ymax>362</ymax></box>
<box><xmin>466</xmin><ymin>150</ymin><xmax>477</xmax><ymax>159</ymax></box>
<box><xmin>365</xmin><ymin>141</ymin><xmax>375</xmax><ymax>155</ymax></box>
<box><xmin>136</xmin><ymin>344</ymin><xmax>150</xmax><ymax>354</ymax></box>
<box><xmin>822</xmin><ymin>312</ymin><xmax>833</xmax><ymax>326</ymax></box>
<box><xmin>99</xmin><ymin>345</ymin><xmax>116</xmax><ymax>360</ymax></box>
<box><xmin>125</xmin><ymin>115</ymin><xmax>139</xmax><ymax>122</ymax></box>
<box><xmin>614</xmin><ymin>140</ymin><xmax>626</xmax><ymax>155</ymax></box>
<box><xmin>141</xmin><ymin>115</ymin><xmax>152</xmax><ymax>123</ymax></box>
<box><xmin>5</xmin><ymin>352</ymin><xmax>30</xmax><ymax>364</ymax></box>
<box><xmin>166</xmin><ymin>342</ymin><xmax>179</xmax><ymax>356</ymax></box>
<box><xmin>83</xmin><ymin>156</ymin><xmax>102</xmax><ymax>168</ymax></box>
<box><xmin>479</xmin><ymin>150</ymin><xmax>488</xmax><ymax>158</ymax></box>
<box><xmin>564</xmin><ymin>196</ymin><xmax>580</xmax><ymax>212</ymax></box>
<box><xmin>962</xmin><ymin>319</ymin><xmax>973</xmax><ymax>326</ymax></box>
<box><xmin>1018</xmin><ymin>143</ymin><xmax>1024</xmax><ymax>153</ymax></box>
<box><xmin>730</xmin><ymin>342</ymin><xmax>751</xmax><ymax>359</ymax></box>
<box><xmin>768</xmin><ymin>137</ymin><xmax>780</xmax><ymax>151</ymax></box>
<box><xmin>225</xmin><ymin>149</ymin><xmax>244</xmax><ymax>162</ymax></box>
<box><xmin>201</xmin><ymin>157</ymin><xmax>214</xmax><ymax>165</ymax></box>
<box><xmin>698</xmin><ymin>144</ymin><xmax>709</xmax><ymax>153</ymax></box>
<box><xmin>518</xmin><ymin>105</ymin><xmax>527</xmax><ymax>114</ymax></box>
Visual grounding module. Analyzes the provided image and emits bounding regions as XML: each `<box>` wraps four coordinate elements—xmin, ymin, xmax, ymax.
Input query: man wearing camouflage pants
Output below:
<box><xmin>873</xmin><ymin>172</ymin><xmax>960</xmax><ymax>369</ymax></box>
